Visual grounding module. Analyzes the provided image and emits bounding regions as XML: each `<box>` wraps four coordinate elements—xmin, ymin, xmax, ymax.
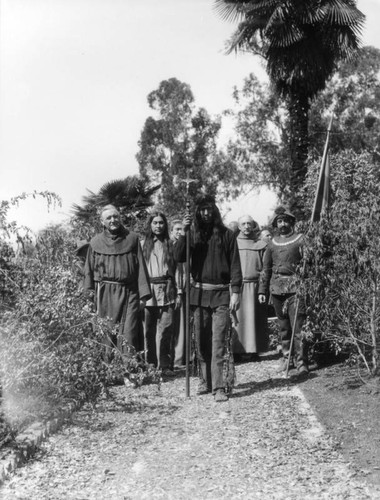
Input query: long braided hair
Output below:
<box><xmin>142</xmin><ymin>212</ymin><xmax>175</xmax><ymax>271</ymax></box>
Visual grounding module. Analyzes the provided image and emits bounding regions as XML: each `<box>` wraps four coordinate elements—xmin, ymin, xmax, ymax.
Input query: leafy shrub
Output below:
<box><xmin>0</xmin><ymin>254</ymin><xmax>111</xmax><ymax>405</ymax></box>
<box><xmin>0</xmin><ymin>200</ymin><xmax>159</xmax><ymax>437</ymax></box>
<box><xmin>300</xmin><ymin>150</ymin><xmax>380</xmax><ymax>374</ymax></box>
<box><xmin>267</xmin><ymin>318</ymin><xmax>280</xmax><ymax>352</ymax></box>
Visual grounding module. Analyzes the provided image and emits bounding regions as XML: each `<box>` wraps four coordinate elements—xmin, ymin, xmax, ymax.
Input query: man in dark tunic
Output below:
<box><xmin>83</xmin><ymin>205</ymin><xmax>151</xmax><ymax>353</ymax></box>
<box><xmin>258</xmin><ymin>207</ymin><xmax>308</xmax><ymax>375</ymax></box>
<box><xmin>175</xmin><ymin>195</ymin><xmax>242</xmax><ymax>402</ymax></box>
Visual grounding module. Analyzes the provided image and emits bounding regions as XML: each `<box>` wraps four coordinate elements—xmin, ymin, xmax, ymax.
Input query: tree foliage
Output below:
<box><xmin>215</xmin><ymin>0</ymin><xmax>364</xmax><ymax>215</ymax></box>
<box><xmin>0</xmin><ymin>192</ymin><xmax>62</xmax><ymax>310</ymax></box>
<box><xmin>137</xmin><ymin>77</ymin><xmax>235</xmax><ymax>216</ymax></box>
<box><xmin>225</xmin><ymin>73</ymin><xmax>291</xmax><ymax>200</ymax></box>
<box><xmin>299</xmin><ymin>151</ymin><xmax>380</xmax><ymax>374</ymax></box>
<box><xmin>227</xmin><ymin>46</ymin><xmax>380</xmax><ymax>205</ymax></box>
<box><xmin>71</xmin><ymin>175</ymin><xmax>160</xmax><ymax>238</ymax></box>
<box><xmin>0</xmin><ymin>191</ymin><xmax>61</xmax><ymax>239</ymax></box>
<box><xmin>309</xmin><ymin>45</ymin><xmax>380</xmax><ymax>158</ymax></box>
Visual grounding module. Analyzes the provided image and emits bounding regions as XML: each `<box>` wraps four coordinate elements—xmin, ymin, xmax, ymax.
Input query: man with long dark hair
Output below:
<box><xmin>175</xmin><ymin>194</ymin><xmax>242</xmax><ymax>402</ymax></box>
<box><xmin>142</xmin><ymin>212</ymin><xmax>178</xmax><ymax>376</ymax></box>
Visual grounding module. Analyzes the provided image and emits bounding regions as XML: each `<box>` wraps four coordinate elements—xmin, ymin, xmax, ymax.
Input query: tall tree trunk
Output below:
<box><xmin>287</xmin><ymin>91</ymin><xmax>310</xmax><ymax>218</ymax></box>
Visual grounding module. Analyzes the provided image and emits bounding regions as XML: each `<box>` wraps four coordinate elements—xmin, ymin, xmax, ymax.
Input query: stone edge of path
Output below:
<box><xmin>296</xmin><ymin>385</ymin><xmax>327</xmax><ymax>438</ymax></box>
<box><xmin>0</xmin><ymin>399</ymin><xmax>82</xmax><ymax>484</ymax></box>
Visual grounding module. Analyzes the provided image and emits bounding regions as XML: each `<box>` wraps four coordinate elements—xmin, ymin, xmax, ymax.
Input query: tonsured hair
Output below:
<box><xmin>142</xmin><ymin>212</ymin><xmax>175</xmax><ymax>268</ymax></box>
<box><xmin>100</xmin><ymin>204</ymin><xmax>119</xmax><ymax>219</ymax></box>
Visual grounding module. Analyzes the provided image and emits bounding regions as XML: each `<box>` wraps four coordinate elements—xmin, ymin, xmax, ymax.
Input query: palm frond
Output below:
<box><xmin>213</xmin><ymin>0</ymin><xmax>248</xmax><ymax>23</ymax></box>
<box><xmin>226</xmin><ymin>21</ymin><xmax>260</xmax><ymax>52</ymax></box>
<box><xmin>265</xmin><ymin>19</ymin><xmax>304</xmax><ymax>48</ymax></box>
<box><xmin>80</xmin><ymin>189</ymin><xmax>98</xmax><ymax>207</ymax></box>
<box><xmin>71</xmin><ymin>203</ymin><xmax>96</xmax><ymax>223</ymax></box>
<box><xmin>72</xmin><ymin>176</ymin><xmax>161</xmax><ymax>224</ymax></box>
<box><xmin>321</xmin><ymin>0</ymin><xmax>365</xmax><ymax>29</ymax></box>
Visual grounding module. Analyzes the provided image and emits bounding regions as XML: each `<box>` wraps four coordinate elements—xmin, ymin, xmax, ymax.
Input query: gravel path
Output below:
<box><xmin>2</xmin><ymin>358</ymin><xmax>379</xmax><ymax>500</ymax></box>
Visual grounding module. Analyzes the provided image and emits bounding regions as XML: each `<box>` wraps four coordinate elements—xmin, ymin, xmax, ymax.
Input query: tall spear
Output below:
<box><xmin>178</xmin><ymin>172</ymin><xmax>197</xmax><ymax>397</ymax></box>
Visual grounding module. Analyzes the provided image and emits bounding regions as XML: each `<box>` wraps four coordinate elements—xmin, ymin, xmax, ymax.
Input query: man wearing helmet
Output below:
<box><xmin>258</xmin><ymin>207</ymin><xmax>308</xmax><ymax>376</ymax></box>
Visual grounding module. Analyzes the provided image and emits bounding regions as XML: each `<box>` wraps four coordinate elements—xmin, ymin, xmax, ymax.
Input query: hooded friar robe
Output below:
<box><xmin>84</xmin><ymin>227</ymin><xmax>151</xmax><ymax>351</ymax></box>
<box><xmin>234</xmin><ymin>235</ymin><xmax>269</xmax><ymax>354</ymax></box>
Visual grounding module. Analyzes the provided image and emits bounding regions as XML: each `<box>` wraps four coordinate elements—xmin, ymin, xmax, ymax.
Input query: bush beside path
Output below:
<box><xmin>1</xmin><ymin>358</ymin><xmax>379</xmax><ymax>500</ymax></box>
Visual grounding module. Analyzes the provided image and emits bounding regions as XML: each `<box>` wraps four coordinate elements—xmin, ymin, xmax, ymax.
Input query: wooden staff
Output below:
<box><xmin>185</xmin><ymin>194</ymin><xmax>191</xmax><ymax>398</ymax></box>
<box><xmin>179</xmin><ymin>174</ymin><xmax>197</xmax><ymax>398</ymax></box>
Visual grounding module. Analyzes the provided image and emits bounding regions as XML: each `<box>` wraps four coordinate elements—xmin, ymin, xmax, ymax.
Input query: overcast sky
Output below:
<box><xmin>1</xmin><ymin>0</ymin><xmax>379</xmax><ymax>230</ymax></box>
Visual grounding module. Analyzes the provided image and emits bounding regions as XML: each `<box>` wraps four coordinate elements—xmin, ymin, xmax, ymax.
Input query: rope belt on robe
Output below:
<box><xmin>96</xmin><ymin>279</ymin><xmax>135</xmax><ymax>286</ymax></box>
<box><xmin>95</xmin><ymin>279</ymin><xmax>138</xmax><ymax>312</ymax></box>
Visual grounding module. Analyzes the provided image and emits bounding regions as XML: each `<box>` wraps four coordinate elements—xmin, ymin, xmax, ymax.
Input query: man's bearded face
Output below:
<box><xmin>276</xmin><ymin>216</ymin><xmax>293</xmax><ymax>235</ymax></box>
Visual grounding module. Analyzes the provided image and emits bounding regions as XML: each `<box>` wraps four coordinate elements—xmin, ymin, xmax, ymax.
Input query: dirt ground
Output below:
<box><xmin>300</xmin><ymin>361</ymin><xmax>380</xmax><ymax>488</ymax></box>
<box><xmin>1</xmin><ymin>356</ymin><xmax>380</xmax><ymax>500</ymax></box>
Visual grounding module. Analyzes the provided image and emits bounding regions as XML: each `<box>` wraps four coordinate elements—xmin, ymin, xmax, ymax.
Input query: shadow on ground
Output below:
<box><xmin>231</xmin><ymin>372</ymin><xmax>318</xmax><ymax>399</ymax></box>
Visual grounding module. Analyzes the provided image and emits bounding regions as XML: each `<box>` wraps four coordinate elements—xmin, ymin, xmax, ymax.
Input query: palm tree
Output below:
<box><xmin>71</xmin><ymin>176</ymin><xmax>160</xmax><ymax>237</ymax></box>
<box><xmin>215</xmin><ymin>0</ymin><xmax>364</xmax><ymax>215</ymax></box>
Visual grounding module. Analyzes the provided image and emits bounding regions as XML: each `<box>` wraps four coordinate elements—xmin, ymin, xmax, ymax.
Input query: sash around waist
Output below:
<box><xmin>192</xmin><ymin>282</ymin><xmax>229</xmax><ymax>291</ymax></box>
<box><xmin>95</xmin><ymin>279</ymin><xmax>136</xmax><ymax>287</ymax></box>
<box><xmin>150</xmin><ymin>276</ymin><xmax>173</xmax><ymax>284</ymax></box>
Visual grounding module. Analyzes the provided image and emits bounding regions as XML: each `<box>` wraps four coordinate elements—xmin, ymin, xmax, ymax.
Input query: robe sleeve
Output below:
<box><xmin>258</xmin><ymin>246</ymin><xmax>266</xmax><ymax>270</ymax></box>
<box><xmin>137</xmin><ymin>241</ymin><xmax>152</xmax><ymax>301</ymax></box>
<box><xmin>173</xmin><ymin>234</ymin><xmax>187</xmax><ymax>263</ymax></box>
<box><xmin>258</xmin><ymin>246</ymin><xmax>272</xmax><ymax>295</ymax></box>
<box><xmin>227</xmin><ymin>232</ymin><xmax>242</xmax><ymax>293</ymax></box>
<box><xmin>83</xmin><ymin>245</ymin><xmax>95</xmax><ymax>293</ymax></box>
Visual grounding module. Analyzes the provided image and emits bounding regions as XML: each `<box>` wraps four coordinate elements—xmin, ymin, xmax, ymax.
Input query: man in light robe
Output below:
<box><xmin>234</xmin><ymin>215</ymin><xmax>268</xmax><ymax>361</ymax></box>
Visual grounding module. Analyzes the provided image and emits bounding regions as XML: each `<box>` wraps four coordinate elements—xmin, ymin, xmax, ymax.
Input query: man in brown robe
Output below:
<box><xmin>234</xmin><ymin>215</ymin><xmax>268</xmax><ymax>360</ymax></box>
<box><xmin>83</xmin><ymin>205</ymin><xmax>151</xmax><ymax>353</ymax></box>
